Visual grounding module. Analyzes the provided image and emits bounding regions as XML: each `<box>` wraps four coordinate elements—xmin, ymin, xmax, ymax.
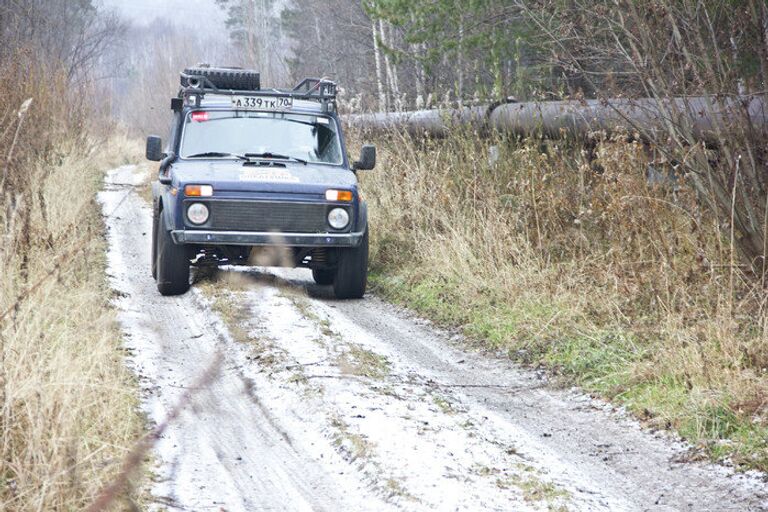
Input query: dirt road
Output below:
<box><xmin>100</xmin><ymin>165</ymin><xmax>767</xmax><ymax>511</ymax></box>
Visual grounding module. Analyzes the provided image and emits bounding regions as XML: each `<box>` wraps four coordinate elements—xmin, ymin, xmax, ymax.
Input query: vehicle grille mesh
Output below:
<box><xmin>201</xmin><ymin>201</ymin><xmax>334</xmax><ymax>233</ymax></box>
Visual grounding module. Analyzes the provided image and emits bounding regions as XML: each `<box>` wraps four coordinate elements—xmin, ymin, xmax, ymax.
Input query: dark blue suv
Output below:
<box><xmin>146</xmin><ymin>66</ymin><xmax>376</xmax><ymax>299</ymax></box>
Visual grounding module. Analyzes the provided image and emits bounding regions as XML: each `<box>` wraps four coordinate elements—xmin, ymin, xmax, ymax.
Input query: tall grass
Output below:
<box><xmin>357</xmin><ymin>128</ymin><xmax>768</xmax><ymax>471</ymax></box>
<box><xmin>0</xmin><ymin>50</ymin><xmax>144</xmax><ymax>510</ymax></box>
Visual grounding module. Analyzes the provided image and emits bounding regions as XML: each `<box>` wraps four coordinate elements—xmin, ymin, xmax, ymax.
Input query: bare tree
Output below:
<box><xmin>516</xmin><ymin>0</ymin><xmax>768</xmax><ymax>268</ymax></box>
<box><xmin>216</xmin><ymin>0</ymin><xmax>291</xmax><ymax>84</ymax></box>
<box><xmin>0</xmin><ymin>0</ymin><xmax>124</xmax><ymax>83</ymax></box>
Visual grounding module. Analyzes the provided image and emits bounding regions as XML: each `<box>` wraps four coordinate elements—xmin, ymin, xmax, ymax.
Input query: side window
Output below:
<box><xmin>315</xmin><ymin>125</ymin><xmax>340</xmax><ymax>163</ymax></box>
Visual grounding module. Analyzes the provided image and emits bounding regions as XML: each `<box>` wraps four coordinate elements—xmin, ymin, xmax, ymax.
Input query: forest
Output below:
<box><xmin>1</xmin><ymin>0</ymin><xmax>768</xmax><ymax>509</ymax></box>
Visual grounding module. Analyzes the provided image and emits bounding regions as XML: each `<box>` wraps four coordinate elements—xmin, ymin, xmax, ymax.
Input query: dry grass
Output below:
<box><xmin>0</xmin><ymin>134</ymin><xmax>145</xmax><ymax>510</ymax></box>
<box><xmin>356</xmin><ymin>128</ymin><xmax>768</xmax><ymax>471</ymax></box>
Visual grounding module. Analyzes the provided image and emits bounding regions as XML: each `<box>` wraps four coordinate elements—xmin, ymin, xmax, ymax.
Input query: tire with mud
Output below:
<box><xmin>151</xmin><ymin>205</ymin><xmax>159</xmax><ymax>279</ymax></box>
<box><xmin>155</xmin><ymin>210</ymin><xmax>191</xmax><ymax>296</ymax></box>
<box><xmin>182</xmin><ymin>66</ymin><xmax>260</xmax><ymax>90</ymax></box>
<box><xmin>332</xmin><ymin>229</ymin><xmax>368</xmax><ymax>299</ymax></box>
<box><xmin>312</xmin><ymin>268</ymin><xmax>335</xmax><ymax>286</ymax></box>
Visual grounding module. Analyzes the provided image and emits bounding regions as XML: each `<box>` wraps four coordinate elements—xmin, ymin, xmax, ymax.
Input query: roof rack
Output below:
<box><xmin>176</xmin><ymin>69</ymin><xmax>338</xmax><ymax>113</ymax></box>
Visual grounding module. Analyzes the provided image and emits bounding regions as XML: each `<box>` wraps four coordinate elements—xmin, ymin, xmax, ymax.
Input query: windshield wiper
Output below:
<box><xmin>244</xmin><ymin>152</ymin><xmax>308</xmax><ymax>165</ymax></box>
<box><xmin>186</xmin><ymin>151</ymin><xmax>248</xmax><ymax>160</ymax></box>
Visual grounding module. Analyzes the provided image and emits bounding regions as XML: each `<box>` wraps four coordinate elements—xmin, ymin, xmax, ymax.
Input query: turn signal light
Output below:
<box><xmin>325</xmin><ymin>189</ymin><xmax>353</xmax><ymax>202</ymax></box>
<box><xmin>185</xmin><ymin>184</ymin><xmax>213</xmax><ymax>197</ymax></box>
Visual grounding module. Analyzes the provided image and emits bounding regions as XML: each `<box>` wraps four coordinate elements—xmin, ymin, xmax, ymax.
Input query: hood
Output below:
<box><xmin>169</xmin><ymin>159</ymin><xmax>357</xmax><ymax>194</ymax></box>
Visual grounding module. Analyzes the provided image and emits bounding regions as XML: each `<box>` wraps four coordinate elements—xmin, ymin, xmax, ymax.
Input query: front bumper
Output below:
<box><xmin>171</xmin><ymin>229</ymin><xmax>364</xmax><ymax>247</ymax></box>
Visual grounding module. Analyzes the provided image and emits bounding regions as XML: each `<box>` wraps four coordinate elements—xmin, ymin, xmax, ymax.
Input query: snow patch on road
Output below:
<box><xmin>100</xmin><ymin>164</ymin><xmax>768</xmax><ymax>512</ymax></box>
<box><xmin>201</xmin><ymin>272</ymin><xmax>614</xmax><ymax>511</ymax></box>
<box><xmin>99</xmin><ymin>166</ymin><xmax>391</xmax><ymax>511</ymax></box>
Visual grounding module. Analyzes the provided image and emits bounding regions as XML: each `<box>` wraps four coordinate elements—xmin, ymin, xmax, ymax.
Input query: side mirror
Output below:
<box><xmin>146</xmin><ymin>135</ymin><xmax>163</xmax><ymax>162</ymax></box>
<box><xmin>353</xmin><ymin>144</ymin><xmax>376</xmax><ymax>171</ymax></box>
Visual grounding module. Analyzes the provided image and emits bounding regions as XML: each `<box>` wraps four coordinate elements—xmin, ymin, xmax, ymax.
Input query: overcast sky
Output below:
<box><xmin>99</xmin><ymin>0</ymin><xmax>227</xmax><ymax>29</ymax></box>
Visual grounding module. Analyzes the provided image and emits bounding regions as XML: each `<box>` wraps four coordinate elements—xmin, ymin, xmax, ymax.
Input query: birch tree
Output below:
<box><xmin>372</xmin><ymin>20</ymin><xmax>387</xmax><ymax>111</ymax></box>
<box><xmin>216</xmin><ymin>0</ymin><xmax>290</xmax><ymax>84</ymax></box>
<box><xmin>378</xmin><ymin>20</ymin><xmax>401</xmax><ymax>109</ymax></box>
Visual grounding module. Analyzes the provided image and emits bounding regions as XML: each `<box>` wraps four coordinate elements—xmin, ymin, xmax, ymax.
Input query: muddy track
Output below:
<box><xmin>100</xmin><ymin>165</ymin><xmax>767</xmax><ymax>511</ymax></box>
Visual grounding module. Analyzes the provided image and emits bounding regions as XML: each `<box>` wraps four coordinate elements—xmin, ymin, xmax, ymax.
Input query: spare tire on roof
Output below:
<box><xmin>181</xmin><ymin>66</ymin><xmax>261</xmax><ymax>91</ymax></box>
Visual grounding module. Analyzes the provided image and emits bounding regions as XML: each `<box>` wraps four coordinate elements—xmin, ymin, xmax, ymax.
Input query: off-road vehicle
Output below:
<box><xmin>146</xmin><ymin>66</ymin><xmax>375</xmax><ymax>299</ymax></box>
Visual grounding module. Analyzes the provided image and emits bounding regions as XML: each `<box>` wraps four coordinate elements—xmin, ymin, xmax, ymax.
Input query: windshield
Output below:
<box><xmin>180</xmin><ymin>111</ymin><xmax>343</xmax><ymax>165</ymax></box>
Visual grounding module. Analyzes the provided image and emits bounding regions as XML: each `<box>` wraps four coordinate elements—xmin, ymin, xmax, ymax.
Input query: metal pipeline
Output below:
<box><xmin>346</xmin><ymin>95</ymin><xmax>768</xmax><ymax>143</ymax></box>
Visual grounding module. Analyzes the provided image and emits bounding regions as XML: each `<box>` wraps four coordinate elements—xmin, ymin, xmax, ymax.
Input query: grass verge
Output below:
<box><xmin>356</xmin><ymin>129</ymin><xmax>768</xmax><ymax>472</ymax></box>
<box><xmin>0</xmin><ymin>135</ymin><xmax>147</xmax><ymax>510</ymax></box>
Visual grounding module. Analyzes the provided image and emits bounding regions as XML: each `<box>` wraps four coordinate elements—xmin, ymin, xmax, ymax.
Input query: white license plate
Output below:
<box><xmin>231</xmin><ymin>95</ymin><xmax>293</xmax><ymax>110</ymax></box>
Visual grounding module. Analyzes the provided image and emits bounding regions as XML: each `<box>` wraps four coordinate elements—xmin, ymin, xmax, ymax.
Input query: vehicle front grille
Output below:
<box><xmin>201</xmin><ymin>200</ymin><xmax>335</xmax><ymax>233</ymax></box>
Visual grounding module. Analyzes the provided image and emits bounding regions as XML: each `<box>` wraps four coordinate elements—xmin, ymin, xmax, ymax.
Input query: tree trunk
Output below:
<box><xmin>379</xmin><ymin>20</ymin><xmax>400</xmax><ymax>109</ymax></box>
<box><xmin>729</xmin><ymin>35</ymin><xmax>745</xmax><ymax>94</ymax></box>
<box><xmin>753</xmin><ymin>0</ymin><xmax>768</xmax><ymax>91</ymax></box>
<box><xmin>371</xmin><ymin>20</ymin><xmax>387</xmax><ymax>111</ymax></box>
<box><xmin>457</xmin><ymin>18</ymin><xmax>464</xmax><ymax>103</ymax></box>
<box><xmin>410</xmin><ymin>13</ymin><xmax>425</xmax><ymax>109</ymax></box>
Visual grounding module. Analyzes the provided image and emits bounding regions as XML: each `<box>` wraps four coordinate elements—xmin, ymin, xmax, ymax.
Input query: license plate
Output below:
<box><xmin>231</xmin><ymin>95</ymin><xmax>293</xmax><ymax>110</ymax></box>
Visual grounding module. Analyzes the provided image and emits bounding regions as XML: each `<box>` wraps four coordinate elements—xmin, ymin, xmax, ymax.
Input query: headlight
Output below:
<box><xmin>187</xmin><ymin>203</ymin><xmax>209</xmax><ymax>225</ymax></box>
<box><xmin>328</xmin><ymin>208</ymin><xmax>350</xmax><ymax>229</ymax></box>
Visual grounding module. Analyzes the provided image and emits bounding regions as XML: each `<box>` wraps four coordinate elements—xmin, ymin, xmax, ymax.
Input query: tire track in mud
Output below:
<box><xmin>101</xmin><ymin>164</ymin><xmax>768</xmax><ymax>511</ymax></box>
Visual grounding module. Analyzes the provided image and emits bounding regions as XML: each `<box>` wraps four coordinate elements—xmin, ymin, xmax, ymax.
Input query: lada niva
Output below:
<box><xmin>146</xmin><ymin>66</ymin><xmax>375</xmax><ymax>299</ymax></box>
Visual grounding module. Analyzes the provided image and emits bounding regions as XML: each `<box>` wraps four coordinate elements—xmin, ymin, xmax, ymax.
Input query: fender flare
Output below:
<box><xmin>357</xmin><ymin>201</ymin><xmax>368</xmax><ymax>232</ymax></box>
<box><xmin>152</xmin><ymin>182</ymin><xmax>176</xmax><ymax>231</ymax></box>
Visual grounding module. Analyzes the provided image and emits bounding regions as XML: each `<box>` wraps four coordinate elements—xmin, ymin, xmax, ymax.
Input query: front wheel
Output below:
<box><xmin>332</xmin><ymin>230</ymin><xmax>368</xmax><ymax>299</ymax></box>
<box><xmin>312</xmin><ymin>268</ymin><xmax>335</xmax><ymax>286</ymax></box>
<box><xmin>151</xmin><ymin>206</ymin><xmax>159</xmax><ymax>279</ymax></box>
<box><xmin>155</xmin><ymin>210</ymin><xmax>190</xmax><ymax>296</ymax></box>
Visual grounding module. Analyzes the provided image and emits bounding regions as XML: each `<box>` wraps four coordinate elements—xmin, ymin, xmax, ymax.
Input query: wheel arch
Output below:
<box><xmin>154</xmin><ymin>192</ymin><xmax>177</xmax><ymax>232</ymax></box>
<box><xmin>357</xmin><ymin>201</ymin><xmax>368</xmax><ymax>233</ymax></box>
<box><xmin>152</xmin><ymin>181</ymin><xmax>176</xmax><ymax>229</ymax></box>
